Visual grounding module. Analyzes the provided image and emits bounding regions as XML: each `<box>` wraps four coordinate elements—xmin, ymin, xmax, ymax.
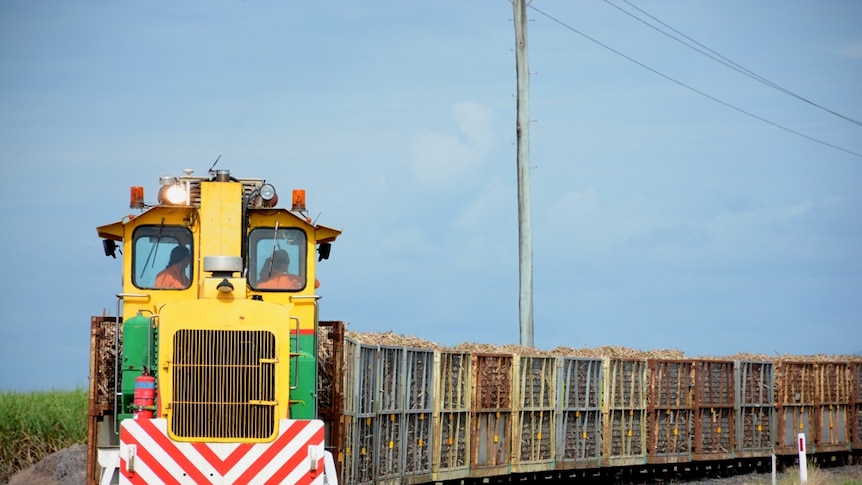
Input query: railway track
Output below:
<box><xmin>426</xmin><ymin>453</ymin><xmax>861</xmax><ymax>485</ymax></box>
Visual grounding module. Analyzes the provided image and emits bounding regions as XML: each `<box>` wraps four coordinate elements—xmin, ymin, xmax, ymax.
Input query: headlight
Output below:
<box><xmin>259</xmin><ymin>183</ymin><xmax>278</xmax><ymax>207</ymax></box>
<box><xmin>164</xmin><ymin>184</ymin><xmax>187</xmax><ymax>204</ymax></box>
<box><xmin>157</xmin><ymin>176</ymin><xmax>188</xmax><ymax>205</ymax></box>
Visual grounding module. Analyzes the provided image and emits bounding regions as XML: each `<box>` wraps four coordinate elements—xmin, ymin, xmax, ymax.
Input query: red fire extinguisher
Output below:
<box><xmin>133</xmin><ymin>375</ymin><xmax>156</xmax><ymax>419</ymax></box>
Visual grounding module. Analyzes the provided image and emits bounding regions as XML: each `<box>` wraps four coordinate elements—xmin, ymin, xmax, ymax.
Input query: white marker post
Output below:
<box><xmin>797</xmin><ymin>432</ymin><xmax>808</xmax><ymax>483</ymax></box>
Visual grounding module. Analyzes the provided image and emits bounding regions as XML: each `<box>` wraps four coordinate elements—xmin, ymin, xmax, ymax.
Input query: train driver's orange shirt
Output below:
<box><xmin>155</xmin><ymin>264</ymin><xmax>190</xmax><ymax>289</ymax></box>
<box><xmin>257</xmin><ymin>273</ymin><xmax>303</xmax><ymax>290</ymax></box>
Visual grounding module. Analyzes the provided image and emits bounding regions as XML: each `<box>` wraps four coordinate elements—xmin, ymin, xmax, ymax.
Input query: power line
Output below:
<box><xmin>606</xmin><ymin>0</ymin><xmax>862</xmax><ymax>128</ymax></box>
<box><xmin>527</xmin><ymin>4</ymin><xmax>862</xmax><ymax>159</ymax></box>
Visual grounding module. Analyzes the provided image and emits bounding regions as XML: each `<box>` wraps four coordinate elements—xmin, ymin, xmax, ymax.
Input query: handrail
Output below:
<box><xmin>112</xmin><ymin>293</ymin><xmax>151</xmax><ymax>435</ymax></box>
<box><xmin>290</xmin><ymin>316</ymin><xmax>301</xmax><ymax>390</ymax></box>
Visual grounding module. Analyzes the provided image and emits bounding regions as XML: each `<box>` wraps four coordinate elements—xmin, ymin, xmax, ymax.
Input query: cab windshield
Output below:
<box><xmin>249</xmin><ymin>227</ymin><xmax>307</xmax><ymax>291</ymax></box>
<box><xmin>132</xmin><ymin>226</ymin><xmax>193</xmax><ymax>290</ymax></box>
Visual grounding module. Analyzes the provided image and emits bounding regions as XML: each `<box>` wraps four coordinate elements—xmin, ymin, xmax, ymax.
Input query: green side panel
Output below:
<box><xmin>120</xmin><ymin>314</ymin><xmax>154</xmax><ymax>418</ymax></box>
<box><xmin>289</xmin><ymin>333</ymin><xmax>317</xmax><ymax>419</ymax></box>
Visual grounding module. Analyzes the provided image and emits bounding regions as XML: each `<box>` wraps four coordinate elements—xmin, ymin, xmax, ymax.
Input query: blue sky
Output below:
<box><xmin>1</xmin><ymin>1</ymin><xmax>860</xmax><ymax>391</ymax></box>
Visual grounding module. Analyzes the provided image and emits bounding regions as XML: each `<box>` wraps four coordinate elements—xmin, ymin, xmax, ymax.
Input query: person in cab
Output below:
<box><xmin>155</xmin><ymin>246</ymin><xmax>191</xmax><ymax>289</ymax></box>
<box><xmin>257</xmin><ymin>249</ymin><xmax>303</xmax><ymax>289</ymax></box>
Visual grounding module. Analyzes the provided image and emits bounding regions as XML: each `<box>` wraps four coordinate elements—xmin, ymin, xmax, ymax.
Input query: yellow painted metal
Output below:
<box><xmin>157</xmin><ymin>298</ymin><xmax>292</xmax><ymax>442</ymax></box>
<box><xmin>96</xmin><ymin>220</ymin><xmax>124</xmax><ymax>241</ymax></box>
<box><xmin>198</xmin><ymin>181</ymin><xmax>242</xmax><ymax>261</ymax></box>
<box><xmin>315</xmin><ymin>224</ymin><xmax>342</xmax><ymax>243</ymax></box>
<box><xmin>201</xmin><ymin>276</ymin><xmax>247</xmax><ymax>300</ymax></box>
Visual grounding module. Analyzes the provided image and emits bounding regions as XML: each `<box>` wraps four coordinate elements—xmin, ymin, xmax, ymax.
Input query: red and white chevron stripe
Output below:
<box><xmin>119</xmin><ymin>418</ymin><xmax>326</xmax><ymax>485</ymax></box>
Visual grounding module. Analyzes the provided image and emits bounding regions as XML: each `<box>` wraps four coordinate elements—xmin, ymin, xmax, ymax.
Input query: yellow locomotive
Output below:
<box><xmin>89</xmin><ymin>168</ymin><xmax>340</xmax><ymax>484</ymax></box>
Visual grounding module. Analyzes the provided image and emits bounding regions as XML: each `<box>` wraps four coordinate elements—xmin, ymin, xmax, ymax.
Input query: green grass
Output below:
<box><xmin>0</xmin><ymin>388</ymin><xmax>87</xmax><ymax>483</ymax></box>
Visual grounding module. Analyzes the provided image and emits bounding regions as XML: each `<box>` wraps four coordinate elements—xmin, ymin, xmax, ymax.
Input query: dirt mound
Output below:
<box><xmin>6</xmin><ymin>444</ymin><xmax>86</xmax><ymax>485</ymax></box>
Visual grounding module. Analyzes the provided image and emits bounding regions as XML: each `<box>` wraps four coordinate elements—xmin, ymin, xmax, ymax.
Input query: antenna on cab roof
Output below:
<box><xmin>208</xmin><ymin>154</ymin><xmax>222</xmax><ymax>176</ymax></box>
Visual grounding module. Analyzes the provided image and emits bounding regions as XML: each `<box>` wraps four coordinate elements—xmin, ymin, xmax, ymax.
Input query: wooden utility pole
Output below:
<box><xmin>513</xmin><ymin>0</ymin><xmax>533</xmax><ymax>347</ymax></box>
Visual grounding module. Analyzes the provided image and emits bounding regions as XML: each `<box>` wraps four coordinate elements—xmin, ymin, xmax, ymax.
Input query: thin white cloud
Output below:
<box><xmin>379</xmin><ymin>227</ymin><xmax>429</xmax><ymax>253</ymax></box>
<box><xmin>838</xmin><ymin>40</ymin><xmax>862</xmax><ymax>59</ymax></box>
<box><xmin>409</xmin><ymin>102</ymin><xmax>495</xmax><ymax>187</ymax></box>
<box><xmin>783</xmin><ymin>200</ymin><xmax>814</xmax><ymax>219</ymax></box>
<box><xmin>448</xmin><ymin>181</ymin><xmax>517</xmax><ymax>270</ymax></box>
<box><xmin>452</xmin><ymin>181</ymin><xmax>512</xmax><ymax>229</ymax></box>
<box><xmin>689</xmin><ymin>196</ymin><xmax>848</xmax><ymax>266</ymax></box>
<box><xmin>545</xmin><ymin>188</ymin><xmax>662</xmax><ymax>248</ymax></box>
<box><xmin>711</xmin><ymin>197</ymin><xmax>829</xmax><ymax>237</ymax></box>
<box><xmin>543</xmin><ymin>190</ymin><xmax>847</xmax><ymax>270</ymax></box>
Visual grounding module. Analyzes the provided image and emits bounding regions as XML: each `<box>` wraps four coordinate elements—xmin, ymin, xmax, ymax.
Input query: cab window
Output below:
<box><xmin>249</xmin><ymin>227</ymin><xmax>306</xmax><ymax>291</ymax></box>
<box><xmin>132</xmin><ymin>226</ymin><xmax>193</xmax><ymax>290</ymax></box>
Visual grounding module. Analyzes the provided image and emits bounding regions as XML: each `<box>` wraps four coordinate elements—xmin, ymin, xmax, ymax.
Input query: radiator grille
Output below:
<box><xmin>170</xmin><ymin>329</ymin><xmax>277</xmax><ymax>440</ymax></box>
